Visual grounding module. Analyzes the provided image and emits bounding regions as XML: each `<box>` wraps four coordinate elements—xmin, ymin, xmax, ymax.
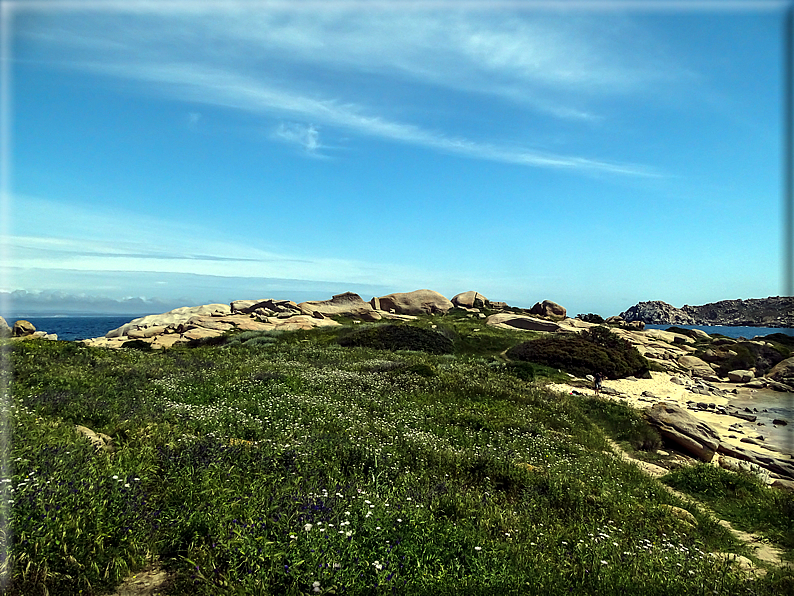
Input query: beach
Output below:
<box><xmin>547</xmin><ymin>371</ymin><xmax>794</xmax><ymax>461</ymax></box>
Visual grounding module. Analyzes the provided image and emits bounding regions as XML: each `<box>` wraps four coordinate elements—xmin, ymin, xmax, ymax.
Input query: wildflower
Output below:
<box><xmin>290</xmin><ymin>535</ymin><xmax>297</xmax><ymax>540</ymax></box>
<box><xmin>397</xmin><ymin>518</ymin><xmax>402</xmax><ymax>523</ymax></box>
<box><xmin>345</xmin><ymin>531</ymin><xmax>352</xmax><ymax>537</ymax></box>
<box><xmin>376</xmin><ymin>526</ymin><xmax>381</xmax><ymax>530</ymax></box>
<box><xmin>474</xmin><ymin>546</ymin><xmax>482</xmax><ymax>551</ymax></box>
<box><xmin>112</xmin><ymin>475</ymin><xmax>119</xmax><ymax>480</ymax></box>
<box><xmin>312</xmin><ymin>580</ymin><xmax>321</xmax><ymax>592</ymax></box>
<box><xmin>601</xmin><ymin>560</ymin><xmax>608</xmax><ymax>565</ymax></box>
<box><xmin>373</xmin><ymin>561</ymin><xmax>383</xmax><ymax>570</ymax></box>
<box><xmin>304</xmin><ymin>523</ymin><xmax>313</xmax><ymax>532</ymax></box>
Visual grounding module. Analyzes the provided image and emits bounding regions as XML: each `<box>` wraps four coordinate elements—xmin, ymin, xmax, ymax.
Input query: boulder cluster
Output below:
<box><xmin>80</xmin><ymin>289</ymin><xmax>533</xmax><ymax>349</ymax></box>
<box><xmin>0</xmin><ymin>316</ymin><xmax>57</xmax><ymax>341</ymax></box>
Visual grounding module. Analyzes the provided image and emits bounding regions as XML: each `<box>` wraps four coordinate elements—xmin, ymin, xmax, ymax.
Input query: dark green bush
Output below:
<box><xmin>578</xmin><ymin>313</ymin><xmax>605</xmax><ymax>324</ymax></box>
<box><xmin>121</xmin><ymin>339</ymin><xmax>153</xmax><ymax>351</ymax></box>
<box><xmin>506</xmin><ymin>326</ymin><xmax>650</xmax><ymax>379</ymax></box>
<box><xmin>338</xmin><ymin>324</ymin><xmax>454</xmax><ymax>354</ymax></box>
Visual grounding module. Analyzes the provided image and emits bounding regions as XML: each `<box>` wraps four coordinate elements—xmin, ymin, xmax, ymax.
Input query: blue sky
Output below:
<box><xmin>1</xmin><ymin>0</ymin><xmax>789</xmax><ymax>317</ymax></box>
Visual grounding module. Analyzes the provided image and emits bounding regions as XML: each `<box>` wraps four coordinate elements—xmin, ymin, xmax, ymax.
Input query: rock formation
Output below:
<box><xmin>297</xmin><ymin>292</ymin><xmax>381</xmax><ymax>321</ymax></box>
<box><xmin>529</xmin><ymin>300</ymin><xmax>566</xmax><ymax>318</ymax></box>
<box><xmin>620</xmin><ymin>296</ymin><xmax>794</xmax><ymax>327</ymax></box>
<box><xmin>371</xmin><ymin>289</ymin><xmax>453</xmax><ymax>316</ymax></box>
<box><xmin>485</xmin><ymin>313</ymin><xmax>561</xmax><ymax>332</ymax></box>
<box><xmin>451</xmin><ymin>291</ymin><xmax>489</xmax><ymax>309</ymax></box>
<box><xmin>644</xmin><ymin>402</ymin><xmax>721</xmax><ymax>462</ymax></box>
<box><xmin>12</xmin><ymin>320</ymin><xmax>36</xmax><ymax>337</ymax></box>
<box><xmin>619</xmin><ymin>301</ymin><xmax>696</xmax><ymax>325</ymax></box>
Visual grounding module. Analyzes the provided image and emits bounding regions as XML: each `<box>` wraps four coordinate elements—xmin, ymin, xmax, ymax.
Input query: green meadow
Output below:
<box><xmin>1</xmin><ymin>314</ymin><xmax>792</xmax><ymax>595</ymax></box>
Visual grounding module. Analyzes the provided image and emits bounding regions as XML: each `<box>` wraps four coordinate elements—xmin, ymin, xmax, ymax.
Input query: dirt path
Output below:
<box><xmin>107</xmin><ymin>561</ymin><xmax>171</xmax><ymax>596</ymax></box>
<box><xmin>605</xmin><ymin>437</ymin><xmax>791</xmax><ymax>571</ymax></box>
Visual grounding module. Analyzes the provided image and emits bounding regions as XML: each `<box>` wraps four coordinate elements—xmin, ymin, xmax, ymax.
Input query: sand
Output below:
<box><xmin>546</xmin><ymin>371</ymin><xmax>793</xmax><ymax>460</ymax></box>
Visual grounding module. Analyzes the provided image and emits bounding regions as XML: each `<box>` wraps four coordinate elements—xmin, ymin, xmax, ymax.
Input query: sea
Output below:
<box><xmin>0</xmin><ymin>315</ymin><xmax>140</xmax><ymax>341</ymax></box>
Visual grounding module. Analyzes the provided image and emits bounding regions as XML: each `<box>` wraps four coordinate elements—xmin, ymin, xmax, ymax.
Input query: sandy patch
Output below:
<box><xmin>547</xmin><ymin>371</ymin><xmax>793</xmax><ymax>459</ymax></box>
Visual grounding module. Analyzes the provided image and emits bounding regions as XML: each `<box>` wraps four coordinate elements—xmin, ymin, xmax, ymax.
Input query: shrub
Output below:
<box><xmin>577</xmin><ymin>313</ymin><xmax>605</xmax><ymax>324</ymax></box>
<box><xmin>337</xmin><ymin>324</ymin><xmax>454</xmax><ymax>354</ymax></box>
<box><xmin>507</xmin><ymin>326</ymin><xmax>650</xmax><ymax>379</ymax></box>
<box><xmin>121</xmin><ymin>339</ymin><xmax>153</xmax><ymax>351</ymax></box>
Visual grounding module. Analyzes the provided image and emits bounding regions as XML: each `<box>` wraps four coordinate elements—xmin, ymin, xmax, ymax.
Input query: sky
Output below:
<box><xmin>1</xmin><ymin>0</ymin><xmax>790</xmax><ymax>317</ymax></box>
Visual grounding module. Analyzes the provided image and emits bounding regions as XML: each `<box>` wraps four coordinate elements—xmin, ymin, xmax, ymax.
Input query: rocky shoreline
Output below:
<box><xmin>619</xmin><ymin>296</ymin><xmax>794</xmax><ymax>328</ymax></box>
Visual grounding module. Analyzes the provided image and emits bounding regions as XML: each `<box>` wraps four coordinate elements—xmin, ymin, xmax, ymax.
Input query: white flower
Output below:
<box><xmin>474</xmin><ymin>546</ymin><xmax>482</xmax><ymax>551</ymax></box>
<box><xmin>290</xmin><ymin>535</ymin><xmax>297</xmax><ymax>540</ymax></box>
<box><xmin>304</xmin><ymin>523</ymin><xmax>313</xmax><ymax>532</ymax></box>
<box><xmin>601</xmin><ymin>560</ymin><xmax>608</xmax><ymax>565</ymax></box>
<box><xmin>373</xmin><ymin>561</ymin><xmax>383</xmax><ymax>570</ymax></box>
<box><xmin>345</xmin><ymin>531</ymin><xmax>352</xmax><ymax>537</ymax></box>
<box><xmin>319</xmin><ymin>528</ymin><xmax>326</xmax><ymax>532</ymax></box>
<box><xmin>397</xmin><ymin>518</ymin><xmax>402</xmax><ymax>523</ymax></box>
<box><xmin>376</xmin><ymin>526</ymin><xmax>381</xmax><ymax>530</ymax></box>
<box><xmin>112</xmin><ymin>475</ymin><xmax>119</xmax><ymax>480</ymax></box>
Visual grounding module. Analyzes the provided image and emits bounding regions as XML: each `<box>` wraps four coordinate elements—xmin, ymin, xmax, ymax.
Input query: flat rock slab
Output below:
<box><xmin>485</xmin><ymin>313</ymin><xmax>560</xmax><ymax>332</ymax></box>
<box><xmin>645</xmin><ymin>402</ymin><xmax>721</xmax><ymax>462</ymax></box>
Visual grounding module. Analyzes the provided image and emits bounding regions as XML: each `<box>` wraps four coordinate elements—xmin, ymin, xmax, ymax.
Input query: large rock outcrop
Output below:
<box><xmin>106</xmin><ymin>304</ymin><xmax>232</xmax><ymax>338</ymax></box>
<box><xmin>371</xmin><ymin>290</ymin><xmax>453</xmax><ymax>316</ymax></box>
<box><xmin>620</xmin><ymin>301</ymin><xmax>696</xmax><ymax>325</ymax></box>
<box><xmin>0</xmin><ymin>316</ymin><xmax>10</xmax><ymax>337</ymax></box>
<box><xmin>298</xmin><ymin>292</ymin><xmax>381</xmax><ymax>321</ymax></box>
<box><xmin>485</xmin><ymin>313</ymin><xmax>561</xmax><ymax>332</ymax></box>
<box><xmin>529</xmin><ymin>300</ymin><xmax>567</xmax><ymax>318</ymax></box>
<box><xmin>451</xmin><ymin>291</ymin><xmax>489</xmax><ymax>309</ymax></box>
<box><xmin>644</xmin><ymin>402</ymin><xmax>720</xmax><ymax>462</ymax></box>
<box><xmin>620</xmin><ymin>296</ymin><xmax>794</xmax><ymax>327</ymax></box>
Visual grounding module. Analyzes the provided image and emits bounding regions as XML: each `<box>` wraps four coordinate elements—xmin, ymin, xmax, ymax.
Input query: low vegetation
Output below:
<box><xmin>1</xmin><ymin>316</ymin><xmax>791</xmax><ymax>595</ymax></box>
<box><xmin>507</xmin><ymin>326</ymin><xmax>651</xmax><ymax>380</ymax></box>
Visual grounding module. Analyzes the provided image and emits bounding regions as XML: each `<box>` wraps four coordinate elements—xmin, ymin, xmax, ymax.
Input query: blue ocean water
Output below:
<box><xmin>644</xmin><ymin>324</ymin><xmax>794</xmax><ymax>340</ymax></box>
<box><xmin>0</xmin><ymin>315</ymin><xmax>140</xmax><ymax>341</ymax></box>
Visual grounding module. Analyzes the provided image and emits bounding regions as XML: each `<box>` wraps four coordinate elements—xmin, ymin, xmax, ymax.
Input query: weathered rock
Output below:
<box><xmin>768</xmin><ymin>356</ymin><xmax>794</xmax><ymax>383</ymax></box>
<box><xmin>773</xmin><ymin>418</ymin><xmax>788</xmax><ymax>426</ymax></box>
<box><xmin>485</xmin><ymin>313</ymin><xmax>561</xmax><ymax>332</ymax></box>
<box><xmin>451</xmin><ymin>291</ymin><xmax>489</xmax><ymax>309</ymax></box>
<box><xmin>771</xmin><ymin>478</ymin><xmax>794</xmax><ymax>491</ymax></box>
<box><xmin>0</xmin><ymin>316</ymin><xmax>10</xmax><ymax>337</ymax></box>
<box><xmin>625</xmin><ymin>320</ymin><xmax>645</xmax><ymax>330</ymax></box>
<box><xmin>620</xmin><ymin>301</ymin><xmax>696</xmax><ymax>325</ymax></box>
<box><xmin>371</xmin><ymin>290</ymin><xmax>453</xmax><ymax>316</ymax></box>
<box><xmin>644</xmin><ymin>402</ymin><xmax>721</xmax><ymax>462</ymax></box>
<box><xmin>75</xmin><ymin>425</ymin><xmax>114</xmax><ymax>453</ymax></box>
<box><xmin>529</xmin><ymin>300</ymin><xmax>567</xmax><ymax>318</ymax></box>
<box><xmin>12</xmin><ymin>320</ymin><xmax>36</xmax><ymax>337</ymax></box>
<box><xmin>489</xmin><ymin>301</ymin><xmax>509</xmax><ymax>310</ymax></box>
<box><xmin>677</xmin><ymin>355</ymin><xmax>715</xmax><ymax>378</ymax></box>
<box><xmin>727</xmin><ymin>369</ymin><xmax>755</xmax><ymax>383</ymax></box>
<box><xmin>106</xmin><ymin>304</ymin><xmax>231</xmax><ymax>338</ymax></box>
<box><xmin>717</xmin><ymin>443</ymin><xmax>794</xmax><ymax>480</ymax></box>
<box><xmin>298</xmin><ymin>292</ymin><xmax>381</xmax><ymax>320</ymax></box>
<box><xmin>660</xmin><ymin>504</ymin><xmax>698</xmax><ymax>526</ymax></box>
<box><xmin>230</xmin><ymin>299</ymin><xmax>267</xmax><ymax>313</ymax></box>
<box><xmin>605</xmin><ymin>316</ymin><xmax>624</xmax><ymax>325</ymax></box>
<box><xmin>127</xmin><ymin>325</ymin><xmax>168</xmax><ymax>339</ymax></box>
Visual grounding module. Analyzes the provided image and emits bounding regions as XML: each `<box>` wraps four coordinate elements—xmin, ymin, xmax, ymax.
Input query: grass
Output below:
<box><xmin>663</xmin><ymin>464</ymin><xmax>794</xmax><ymax>553</ymax></box>
<box><xmin>1</xmin><ymin>316</ymin><xmax>792</xmax><ymax>595</ymax></box>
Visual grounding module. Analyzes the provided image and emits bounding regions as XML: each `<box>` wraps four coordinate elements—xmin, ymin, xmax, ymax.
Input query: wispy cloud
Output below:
<box><xmin>274</xmin><ymin>122</ymin><xmax>324</xmax><ymax>156</ymax></box>
<box><xmin>16</xmin><ymin>4</ymin><xmax>673</xmax><ymax>176</ymax></box>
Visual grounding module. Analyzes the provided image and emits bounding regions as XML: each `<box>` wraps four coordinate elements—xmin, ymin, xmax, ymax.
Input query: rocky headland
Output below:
<box><xmin>619</xmin><ymin>296</ymin><xmax>794</xmax><ymax>327</ymax></box>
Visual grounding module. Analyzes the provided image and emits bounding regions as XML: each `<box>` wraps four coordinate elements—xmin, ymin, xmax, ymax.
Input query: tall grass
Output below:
<box><xmin>1</xmin><ymin>320</ymin><xmax>791</xmax><ymax>594</ymax></box>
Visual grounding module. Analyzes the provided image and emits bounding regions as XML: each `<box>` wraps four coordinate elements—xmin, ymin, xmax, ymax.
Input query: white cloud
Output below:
<box><xmin>274</xmin><ymin>122</ymin><xmax>323</xmax><ymax>155</ymax></box>
<box><xmin>16</xmin><ymin>4</ymin><xmax>671</xmax><ymax>176</ymax></box>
